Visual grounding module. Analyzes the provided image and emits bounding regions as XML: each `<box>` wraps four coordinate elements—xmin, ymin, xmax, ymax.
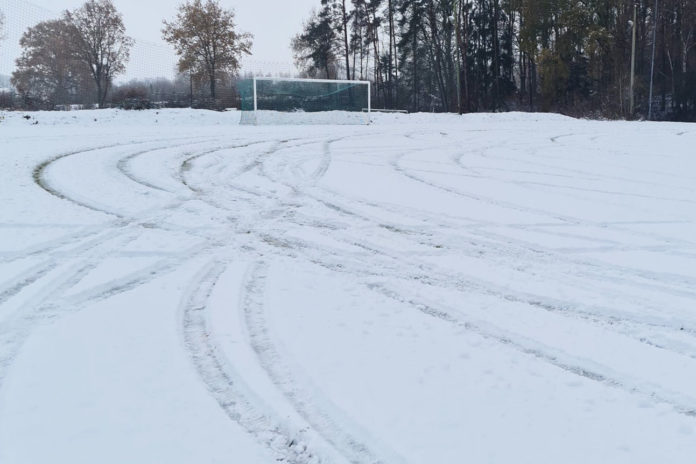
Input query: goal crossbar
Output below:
<box><xmin>252</xmin><ymin>77</ymin><xmax>371</xmax><ymax>86</ymax></box>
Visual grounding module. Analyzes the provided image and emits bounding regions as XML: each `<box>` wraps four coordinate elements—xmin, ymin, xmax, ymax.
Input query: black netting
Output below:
<box><xmin>238</xmin><ymin>79</ymin><xmax>369</xmax><ymax>113</ymax></box>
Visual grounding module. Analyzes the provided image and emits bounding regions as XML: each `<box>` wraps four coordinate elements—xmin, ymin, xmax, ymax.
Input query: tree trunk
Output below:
<box><xmin>426</xmin><ymin>1</ymin><xmax>449</xmax><ymax>111</ymax></box>
<box><xmin>413</xmin><ymin>16</ymin><xmax>419</xmax><ymax>112</ymax></box>
<box><xmin>492</xmin><ymin>0</ymin><xmax>501</xmax><ymax>109</ymax></box>
<box><xmin>388</xmin><ymin>0</ymin><xmax>395</xmax><ymax>107</ymax></box>
<box><xmin>94</xmin><ymin>64</ymin><xmax>105</xmax><ymax>108</ymax></box>
<box><xmin>530</xmin><ymin>57</ymin><xmax>536</xmax><ymax>110</ymax></box>
<box><xmin>210</xmin><ymin>64</ymin><xmax>216</xmax><ymax>101</ymax></box>
<box><xmin>102</xmin><ymin>78</ymin><xmax>111</xmax><ymax>108</ymax></box>
<box><xmin>96</xmin><ymin>80</ymin><xmax>102</xmax><ymax>108</ymax></box>
<box><xmin>342</xmin><ymin>0</ymin><xmax>351</xmax><ymax>79</ymax></box>
<box><xmin>457</xmin><ymin>1</ymin><xmax>470</xmax><ymax>113</ymax></box>
<box><xmin>369</xmin><ymin>7</ymin><xmax>382</xmax><ymax>106</ymax></box>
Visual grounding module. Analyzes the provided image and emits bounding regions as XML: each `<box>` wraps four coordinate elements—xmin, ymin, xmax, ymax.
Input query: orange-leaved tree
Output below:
<box><xmin>163</xmin><ymin>0</ymin><xmax>252</xmax><ymax>104</ymax></box>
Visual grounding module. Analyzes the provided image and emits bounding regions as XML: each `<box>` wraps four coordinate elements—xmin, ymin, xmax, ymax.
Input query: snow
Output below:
<box><xmin>241</xmin><ymin>109</ymin><xmax>371</xmax><ymax>125</ymax></box>
<box><xmin>0</xmin><ymin>108</ymin><xmax>695</xmax><ymax>463</ymax></box>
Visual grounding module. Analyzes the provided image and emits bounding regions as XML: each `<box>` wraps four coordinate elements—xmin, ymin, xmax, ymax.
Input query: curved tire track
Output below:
<box><xmin>180</xmin><ymin>261</ymin><xmax>327</xmax><ymax>464</ymax></box>
<box><xmin>243</xmin><ymin>262</ymin><xmax>406</xmax><ymax>464</ymax></box>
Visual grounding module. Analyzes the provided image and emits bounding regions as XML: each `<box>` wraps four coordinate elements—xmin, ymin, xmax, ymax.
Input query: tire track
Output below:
<box><xmin>33</xmin><ymin>137</ymin><xmax>205</xmax><ymax>219</ymax></box>
<box><xmin>253</xmin><ymin>137</ymin><xmax>696</xmax><ymax>333</ymax></box>
<box><xmin>116</xmin><ymin>139</ymin><xmax>215</xmax><ymax>193</ymax></box>
<box><xmin>206</xmin><ymin>132</ymin><xmax>696</xmax><ymax>354</ymax></box>
<box><xmin>178</xmin><ymin>139</ymin><xmax>282</xmax><ymax>195</ymax></box>
<box><xmin>0</xmin><ymin>225</ymin><xmax>107</xmax><ymax>265</ymax></box>
<box><xmin>243</xmin><ymin>262</ymin><xmax>406</xmax><ymax>464</ymax></box>
<box><xmin>172</xmin><ymin>138</ymin><xmax>412</xmax><ymax>463</ymax></box>
<box><xmin>0</xmin><ymin>228</ymin><xmax>143</xmax><ymax>387</ymax></box>
<box><xmin>244</xmin><ymin>225</ymin><xmax>696</xmax><ymax>419</ymax></box>
<box><xmin>33</xmin><ymin>142</ymin><xmax>126</xmax><ymax>218</ymax></box>
<box><xmin>369</xmin><ymin>283</ymin><xmax>696</xmax><ymax>419</ymax></box>
<box><xmin>0</xmin><ymin>226</ymin><xmax>136</xmax><ymax>312</ymax></box>
<box><xmin>205</xmin><ymin>138</ymin><xmax>696</xmax><ymax>417</ymax></box>
<box><xmin>1</xmin><ymin>138</ymin><xmax>249</xmax><ymax>389</ymax></box>
<box><xmin>180</xmin><ymin>261</ymin><xmax>329</xmax><ymax>464</ymax></box>
<box><xmin>321</xmin><ymin>138</ymin><xmax>696</xmax><ymax>322</ymax></box>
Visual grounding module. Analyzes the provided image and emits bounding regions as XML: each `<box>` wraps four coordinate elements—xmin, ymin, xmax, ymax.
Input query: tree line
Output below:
<box><xmin>1</xmin><ymin>0</ymin><xmax>252</xmax><ymax>111</ymax></box>
<box><xmin>292</xmin><ymin>0</ymin><xmax>696</xmax><ymax>121</ymax></box>
<box><xmin>2</xmin><ymin>0</ymin><xmax>693</xmax><ymax>120</ymax></box>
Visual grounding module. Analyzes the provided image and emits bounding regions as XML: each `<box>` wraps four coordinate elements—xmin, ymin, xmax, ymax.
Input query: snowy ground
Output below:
<box><xmin>0</xmin><ymin>108</ymin><xmax>695</xmax><ymax>464</ymax></box>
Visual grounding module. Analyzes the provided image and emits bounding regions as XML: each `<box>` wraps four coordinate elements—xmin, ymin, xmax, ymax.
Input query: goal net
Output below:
<box><xmin>238</xmin><ymin>77</ymin><xmax>371</xmax><ymax>125</ymax></box>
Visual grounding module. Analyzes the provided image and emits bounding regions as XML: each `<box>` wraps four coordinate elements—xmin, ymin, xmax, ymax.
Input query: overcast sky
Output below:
<box><xmin>1</xmin><ymin>0</ymin><xmax>319</xmax><ymax>78</ymax></box>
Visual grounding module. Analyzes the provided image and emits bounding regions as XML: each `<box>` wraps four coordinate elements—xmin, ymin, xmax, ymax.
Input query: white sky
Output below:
<box><xmin>1</xmin><ymin>0</ymin><xmax>319</xmax><ymax>79</ymax></box>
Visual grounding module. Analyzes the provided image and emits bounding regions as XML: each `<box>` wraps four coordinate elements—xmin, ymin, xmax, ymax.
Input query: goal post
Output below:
<box><xmin>238</xmin><ymin>77</ymin><xmax>371</xmax><ymax>125</ymax></box>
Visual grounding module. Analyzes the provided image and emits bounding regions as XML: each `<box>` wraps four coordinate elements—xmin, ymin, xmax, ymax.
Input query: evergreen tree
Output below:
<box><xmin>294</xmin><ymin>0</ymin><xmax>696</xmax><ymax>120</ymax></box>
<box><xmin>292</xmin><ymin>5</ymin><xmax>340</xmax><ymax>78</ymax></box>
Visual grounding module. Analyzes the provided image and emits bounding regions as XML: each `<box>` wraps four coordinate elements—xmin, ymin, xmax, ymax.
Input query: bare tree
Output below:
<box><xmin>163</xmin><ymin>0</ymin><xmax>252</xmax><ymax>104</ymax></box>
<box><xmin>66</xmin><ymin>0</ymin><xmax>133</xmax><ymax>107</ymax></box>
<box><xmin>11</xmin><ymin>19</ymin><xmax>94</xmax><ymax>109</ymax></box>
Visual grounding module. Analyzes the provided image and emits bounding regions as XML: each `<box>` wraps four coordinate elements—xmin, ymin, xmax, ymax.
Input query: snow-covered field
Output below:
<box><xmin>0</xmin><ymin>108</ymin><xmax>695</xmax><ymax>464</ymax></box>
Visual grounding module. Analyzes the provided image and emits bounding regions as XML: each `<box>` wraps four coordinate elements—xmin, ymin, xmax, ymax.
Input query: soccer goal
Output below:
<box><xmin>238</xmin><ymin>77</ymin><xmax>371</xmax><ymax>125</ymax></box>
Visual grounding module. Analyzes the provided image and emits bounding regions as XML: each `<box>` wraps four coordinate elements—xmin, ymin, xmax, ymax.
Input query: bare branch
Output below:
<box><xmin>66</xmin><ymin>0</ymin><xmax>134</xmax><ymax>107</ymax></box>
